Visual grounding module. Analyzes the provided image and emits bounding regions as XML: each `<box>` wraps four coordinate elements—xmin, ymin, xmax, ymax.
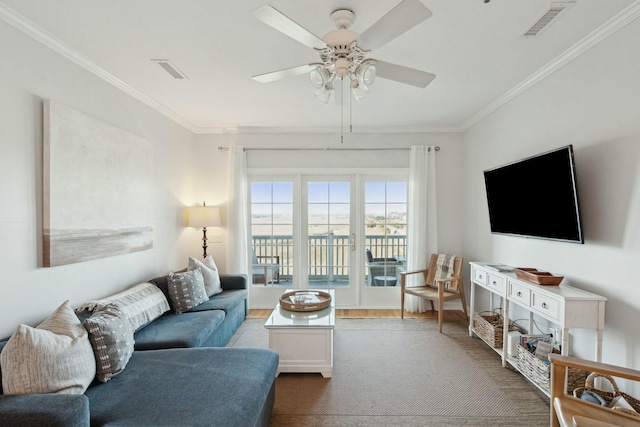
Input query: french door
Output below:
<box><xmin>301</xmin><ymin>176</ymin><xmax>356</xmax><ymax>306</ymax></box>
<box><xmin>248</xmin><ymin>172</ymin><xmax>406</xmax><ymax>309</ymax></box>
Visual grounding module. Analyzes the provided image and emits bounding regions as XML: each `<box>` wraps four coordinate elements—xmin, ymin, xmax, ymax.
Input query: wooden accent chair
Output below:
<box><xmin>400</xmin><ymin>254</ymin><xmax>468</xmax><ymax>333</ymax></box>
<box><xmin>550</xmin><ymin>354</ymin><xmax>640</xmax><ymax>427</ymax></box>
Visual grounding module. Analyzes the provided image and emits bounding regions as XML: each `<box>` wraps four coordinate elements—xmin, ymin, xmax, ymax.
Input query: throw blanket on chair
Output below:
<box><xmin>434</xmin><ymin>254</ymin><xmax>457</xmax><ymax>291</ymax></box>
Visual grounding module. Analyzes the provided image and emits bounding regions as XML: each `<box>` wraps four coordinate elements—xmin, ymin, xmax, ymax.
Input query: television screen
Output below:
<box><xmin>483</xmin><ymin>145</ymin><xmax>584</xmax><ymax>243</ymax></box>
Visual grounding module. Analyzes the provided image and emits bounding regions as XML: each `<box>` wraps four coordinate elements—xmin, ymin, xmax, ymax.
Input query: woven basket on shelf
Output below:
<box><xmin>573</xmin><ymin>372</ymin><xmax>640</xmax><ymax>417</ymax></box>
<box><xmin>516</xmin><ymin>344</ymin><xmax>586</xmax><ymax>393</ymax></box>
<box><xmin>473</xmin><ymin>311</ymin><xmax>521</xmax><ymax>348</ymax></box>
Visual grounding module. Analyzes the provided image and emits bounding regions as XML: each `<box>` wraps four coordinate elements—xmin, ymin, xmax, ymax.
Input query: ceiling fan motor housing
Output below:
<box><xmin>321</xmin><ymin>10</ymin><xmax>371</xmax><ymax>80</ymax></box>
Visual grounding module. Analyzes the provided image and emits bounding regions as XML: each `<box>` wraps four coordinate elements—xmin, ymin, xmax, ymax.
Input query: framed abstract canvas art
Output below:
<box><xmin>43</xmin><ymin>100</ymin><xmax>153</xmax><ymax>267</ymax></box>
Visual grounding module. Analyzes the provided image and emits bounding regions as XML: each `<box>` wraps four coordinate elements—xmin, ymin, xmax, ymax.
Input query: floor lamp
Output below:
<box><xmin>188</xmin><ymin>203</ymin><xmax>221</xmax><ymax>258</ymax></box>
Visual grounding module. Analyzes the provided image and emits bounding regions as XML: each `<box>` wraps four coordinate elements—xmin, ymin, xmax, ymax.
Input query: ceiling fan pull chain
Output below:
<box><xmin>350</xmin><ymin>87</ymin><xmax>353</xmax><ymax>134</ymax></box>
<box><xmin>341</xmin><ymin>79</ymin><xmax>344</xmax><ymax>144</ymax></box>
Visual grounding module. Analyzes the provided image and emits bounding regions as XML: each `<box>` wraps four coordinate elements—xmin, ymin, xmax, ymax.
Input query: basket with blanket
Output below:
<box><xmin>573</xmin><ymin>372</ymin><xmax>640</xmax><ymax>417</ymax></box>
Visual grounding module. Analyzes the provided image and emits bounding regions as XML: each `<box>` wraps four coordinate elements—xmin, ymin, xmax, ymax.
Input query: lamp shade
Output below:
<box><xmin>188</xmin><ymin>206</ymin><xmax>220</xmax><ymax>228</ymax></box>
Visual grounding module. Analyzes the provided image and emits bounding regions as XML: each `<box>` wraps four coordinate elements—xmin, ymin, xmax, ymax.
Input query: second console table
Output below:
<box><xmin>469</xmin><ymin>262</ymin><xmax>606</xmax><ymax>395</ymax></box>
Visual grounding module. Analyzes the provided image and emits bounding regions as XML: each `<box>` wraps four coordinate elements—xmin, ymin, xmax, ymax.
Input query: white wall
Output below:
<box><xmin>462</xmin><ymin>16</ymin><xmax>640</xmax><ymax>388</ymax></box>
<box><xmin>0</xmin><ymin>21</ymin><xmax>199</xmax><ymax>338</ymax></box>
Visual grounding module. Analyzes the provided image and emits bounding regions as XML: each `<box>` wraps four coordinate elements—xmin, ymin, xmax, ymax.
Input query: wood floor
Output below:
<box><xmin>247</xmin><ymin>309</ymin><xmax>468</xmax><ymax>320</ymax></box>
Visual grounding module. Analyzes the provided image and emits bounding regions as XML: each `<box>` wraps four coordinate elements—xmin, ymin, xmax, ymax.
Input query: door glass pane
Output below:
<box><xmin>308</xmin><ymin>182</ymin><xmax>350</xmax><ymax>289</ymax></box>
<box><xmin>364</xmin><ymin>181</ymin><xmax>407</xmax><ymax>287</ymax></box>
<box><xmin>308</xmin><ymin>182</ymin><xmax>328</xmax><ymax>203</ymax></box>
<box><xmin>250</xmin><ymin>182</ymin><xmax>292</xmax><ymax>287</ymax></box>
<box><xmin>329</xmin><ymin>182</ymin><xmax>350</xmax><ymax>203</ymax></box>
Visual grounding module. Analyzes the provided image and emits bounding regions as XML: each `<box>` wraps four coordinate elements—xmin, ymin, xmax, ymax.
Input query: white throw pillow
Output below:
<box><xmin>0</xmin><ymin>301</ymin><xmax>96</xmax><ymax>395</ymax></box>
<box><xmin>188</xmin><ymin>255</ymin><xmax>222</xmax><ymax>296</ymax></box>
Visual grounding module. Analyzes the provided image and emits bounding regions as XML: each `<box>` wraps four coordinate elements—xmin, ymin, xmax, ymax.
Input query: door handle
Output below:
<box><xmin>351</xmin><ymin>233</ymin><xmax>356</xmax><ymax>251</ymax></box>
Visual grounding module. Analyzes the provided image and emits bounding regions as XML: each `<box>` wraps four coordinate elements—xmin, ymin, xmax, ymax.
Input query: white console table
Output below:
<box><xmin>469</xmin><ymin>262</ymin><xmax>606</xmax><ymax>394</ymax></box>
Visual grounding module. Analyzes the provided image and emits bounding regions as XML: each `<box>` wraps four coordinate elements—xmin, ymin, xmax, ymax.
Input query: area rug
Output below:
<box><xmin>228</xmin><ymin>317</ymin><xmax>549</xmax><ymax>426</ymax></box>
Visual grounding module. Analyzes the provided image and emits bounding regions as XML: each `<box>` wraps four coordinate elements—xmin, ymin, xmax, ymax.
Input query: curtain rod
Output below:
<box><xmin>217</xmin><ymin>146</ymin><xmax>440</xmax><ymax>152</ymax></box>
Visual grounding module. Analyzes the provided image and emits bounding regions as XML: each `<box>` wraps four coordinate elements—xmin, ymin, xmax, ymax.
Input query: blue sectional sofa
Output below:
<box><xmin>0</xmin><ymin>273</ymin><xmax>278</xmax><ymax>427</ymax></box>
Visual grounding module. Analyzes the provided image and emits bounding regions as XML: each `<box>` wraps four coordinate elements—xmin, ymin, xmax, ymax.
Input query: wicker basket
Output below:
<box><xmin>517</xmin><ymin>344</ymin><xmax>586</xmax><ymax>393</ymax></box>
<box><xmin>473</xmin><ymin>311</ymin><xmax>521</xmax><ymax>348</ymax></box>
<box><xmin>573</xmin><ymin>372</ymin><xmax>640</xmax><ymax>417</ymax></box>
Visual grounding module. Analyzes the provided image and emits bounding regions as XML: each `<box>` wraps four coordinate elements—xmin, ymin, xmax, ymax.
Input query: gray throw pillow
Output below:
<box><xmin>168</xmin><ymin>268</ymin><xmax>209</xmax><ymax>313</ymax></box>
<box><xmin>84</xmin><ymin>304</ymin><xmax>134</xmax><ymax>382</ymax></box>
<box><xmin>188</xmin><ymin>255</ymin><xmax>222</xmax><ymax>296</ymax></box>
<box><xmin>0</xmin><ymin>301</ymin><xmax>96</xmax><ymax>395</ymax></box>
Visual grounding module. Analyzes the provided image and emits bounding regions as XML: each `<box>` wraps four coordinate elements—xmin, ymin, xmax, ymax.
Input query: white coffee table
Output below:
<box><xmin>264</xmin><ymin>290</ymin><xmax>335</xmax><ymax>378</ymax></box>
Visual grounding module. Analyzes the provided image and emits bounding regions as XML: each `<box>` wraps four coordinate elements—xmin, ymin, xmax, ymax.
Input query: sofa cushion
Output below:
<box><xmin>85</xmin><ymin>347</ymin><xmax>279</xmax><ymax>427</ymax></box>
<box><xmin>133</xmin><ymin>310</ymin><xmax>226</xmax><ymax>350</ymax></box>
<box><xmin>188</xmin><ymin>255</ymin><xmax>222</xmax><ymax>296</ymax></box>
<box><xmin>167</xmin><ymin>269</ymin><xmax>209</xmax><ymax>314</ymax></box>
<box><xmin>0</xmin><ymin>393</ymin><xmax>90</xmax><ymax>426</ymax></box>
<box><xmin>83</xmin><ymin>304</ymin><xmax>134</xmax><ymax>382</ymax></box>
<box><xmin>0</xmin><ymin>301</ymin><xmax>95</xmax><ymax>395</ymax></box>
<box><xmin>77</xmin><ymin>282</ymin><xmax>170</xmax><ymax>331</ymax></box>
<box><xmin>187</xmin><ymin>289</ymin><xmax>248</xmax><ymax>314</ymax></box>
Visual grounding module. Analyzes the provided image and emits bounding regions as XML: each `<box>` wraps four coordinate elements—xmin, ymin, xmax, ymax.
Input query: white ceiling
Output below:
<box><xmin>1</xmin><ymin>0</ymin><xmax>638</xmax><ymax>134</ymax></box>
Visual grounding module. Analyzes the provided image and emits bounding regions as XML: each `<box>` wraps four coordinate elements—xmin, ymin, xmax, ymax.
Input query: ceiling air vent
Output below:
<box><xmin>151</xmin><ymin>59</ymin><xmax>188</xmax><ymax>80</ymax></box>
<box><xmin>520</xmin><ymin>1</ymin><xmax>575</xmax><ymax>38</ymax></box>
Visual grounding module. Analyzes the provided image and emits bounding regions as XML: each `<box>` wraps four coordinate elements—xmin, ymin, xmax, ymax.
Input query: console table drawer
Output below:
<box><xmin>531</xmin><ymin>292</ymin><xmax>560</xmax><ymax>321</ymax></box>
<box><xmin>509</xmin><ymin>281</ymin><xmax>530</xmax><ymax>306</ymax></box>
<box><xmin>472</xmin><ymin>267</ymin><xmax>488</xmax><ymax>286</ymax></box>
<box><xmin>486</xmin><ymin>274</ymin><xmax>505</xmax><ymax>293</ymax></box>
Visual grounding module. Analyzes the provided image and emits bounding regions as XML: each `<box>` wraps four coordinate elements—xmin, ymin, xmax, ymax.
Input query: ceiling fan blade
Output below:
<box><xmin>252</xmin><ymin>64</ymin><xmax>314</xmax><ymax>83</ymax></box>
<box><xmin>358</xmin><ymin>0</ymin><xmax>432</xmax><ymax>51</ymax></box>
<box><xmin>252</xmin><ymin>5</ymin><xmax>326</xmax><ymax>50</ymax></box>
<box><xmin>374</xmin><ymin>60</ymin><xmax>436</xmax><ymax>88</ymax></box>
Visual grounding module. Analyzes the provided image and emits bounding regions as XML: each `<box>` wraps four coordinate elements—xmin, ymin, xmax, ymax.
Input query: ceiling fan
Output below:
<box><xmin>251</xmin><ymin>0</ymin><xmax>436</xmax><ymax>104</ymax></box>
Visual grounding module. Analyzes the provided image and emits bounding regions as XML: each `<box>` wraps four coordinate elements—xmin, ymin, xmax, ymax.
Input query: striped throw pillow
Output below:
<box><xmin>77</xmin><ymin>282</ymin><xmax>170</xmax><ymax>331</ymax></box>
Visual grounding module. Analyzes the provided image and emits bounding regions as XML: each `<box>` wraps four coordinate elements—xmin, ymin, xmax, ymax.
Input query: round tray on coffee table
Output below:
<box><xmin>279</xmin><ymin>290</ymin><xmax>332</xmax><ymax>312</ymax></box>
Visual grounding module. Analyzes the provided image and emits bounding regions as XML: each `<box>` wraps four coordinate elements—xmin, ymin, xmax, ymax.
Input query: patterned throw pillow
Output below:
<box><xmin>188</xmin><ymin>255</ymin><xmax>222</xmax><ymax>296</ymax></box>
<box><xmin>84</xmin><ymin>304</ymin><xmax>134</xmax><ymax>382</ymax></box>
<box><xmin>0</xmin><ymin>301</ymin><xmax>96</xmax><ymax>395</ymax></box>
<box><xmin>167</xmin><ymin>268</ymin><xmax>209</xmax><ymax>313</ymax></box>
<box><xmin>76</xmin><ymin>282</ymin><xmax>170</xmax><ymax>331</ymax></box>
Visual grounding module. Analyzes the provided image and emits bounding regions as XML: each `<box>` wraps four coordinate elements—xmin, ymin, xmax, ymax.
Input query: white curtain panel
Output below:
<box><xmin>405</xmin><ymin>145</ymin><xmax>438</xmax><ymax>313</ymax></box>
<box><xmin>226</xmin><ymin>146</ymin><xmax>249</xmax><ymax>276</ymax></box>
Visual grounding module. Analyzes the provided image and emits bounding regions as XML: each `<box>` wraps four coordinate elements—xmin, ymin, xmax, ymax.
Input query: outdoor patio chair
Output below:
<box><xmin>400</xmin><ymin>254</ymin><xmax>468</xmax><ymax>332</ymax></box>
<box><xmin>252</xmin><ymin>251</ymin><xmax>280</xmax><ymax>285</ymax></box>
<box><xmin>366</xmin><ymin>249</ymin><xmax>403</xmax><ymax>286</ymax></box>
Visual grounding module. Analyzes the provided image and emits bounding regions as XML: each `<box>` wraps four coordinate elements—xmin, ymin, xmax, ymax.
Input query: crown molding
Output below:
<box><xmin>0</xmin><ymin>2</ymin><xmax>200</xmax><ymax>134</ymax></box>
<box><xmin>461</xmin><ymin>0</ymin><xmax>640</xmax><ymax>132</ymax></box>
<box><xmin>3</xmin><ymin>0</ymin><xmax>639</xmax><ymax>136</ymax></box>
<box><xmin>193</xmin><ymin>125</ymin><xmax>464</xmax><ymax>135</ymax></box>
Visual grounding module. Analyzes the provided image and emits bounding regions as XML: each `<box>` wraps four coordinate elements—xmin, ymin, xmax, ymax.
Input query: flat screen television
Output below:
<box><xmin>483</xmin><ymin>145</ymin><xmax>584</xmax><ymax>243</ymax></box>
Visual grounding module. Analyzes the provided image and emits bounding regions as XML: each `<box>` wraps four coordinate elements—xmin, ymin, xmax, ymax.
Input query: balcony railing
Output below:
<box><xmin>252</xmin><ymin>233</ymin><xmax>407</xmax><ymax>281</ymax></box>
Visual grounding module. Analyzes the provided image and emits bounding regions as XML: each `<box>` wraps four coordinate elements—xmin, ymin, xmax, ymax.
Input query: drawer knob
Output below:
<box><xmin>517</xmin><ymin>291</ymin><xmax>522</xmax><ymax>297</ymax></box>
<box><xmin>542</xmin><ymin>302</ymin><xmax>548</xmax><ymax>309</ymax></box>
<box><xmin>492</xmin><ymin>281</ymin><xmax>497</xmax><ymax>285</ymax></box>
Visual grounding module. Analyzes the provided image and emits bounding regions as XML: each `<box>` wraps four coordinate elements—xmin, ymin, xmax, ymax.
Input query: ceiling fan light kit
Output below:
<box><xmin>252</xmin><ymin>0</ymin><xmax>436</xmax><ymax>104</ymax></box>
